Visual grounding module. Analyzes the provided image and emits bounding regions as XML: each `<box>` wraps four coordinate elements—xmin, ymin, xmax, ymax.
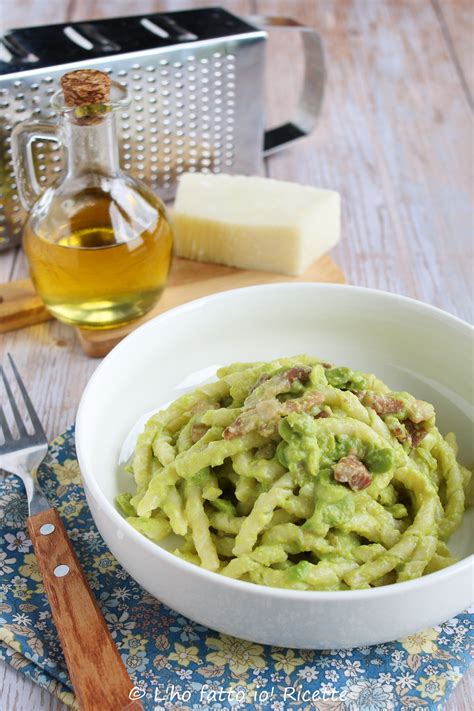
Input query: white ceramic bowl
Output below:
<box><xmin>76</xmin><ymin>284</ymin><xmax>474</xmax><ymax>649</ymax></box>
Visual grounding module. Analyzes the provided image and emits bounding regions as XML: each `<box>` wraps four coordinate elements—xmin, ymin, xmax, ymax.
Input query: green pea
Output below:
<box><xmin>290</xmin><ymin>379</ymin><xmax>305</xmax><ymax>395</ymax></box>
<box><xmin>278</xmin><ymin>417</ymin><xmax>293</xmax><ymax>442</ymax></box>
<box><xmin>287</xmin><ymin>560</ymin><xmax>311</xmax><ymax>582</ymax></box>
<box><xmin>334</xmin><ymin>434</ymin><xmax>364</xmax><ymax>460</ymax></box>
<box><xmin>115</xmin><ymin>492</ymin><xmax>135</xmax><ymax>518</ymax></box>
<box><xmin>190</xmin><ymin>466</ymin><xmax>210</xmax><ymax>485</ymax></box>
<box><xmin>326</xmin><ymin>366</ymin><xmax>353</xmax><ymax>388</ymax></box>
<box><xmin>326</xmin><ymin>366</ymin><xmax>367</xmax><ymax>391</ymax></box>
<box><xmin>350</xmin><ymin>371</ymin><xmax>368</xmax><ymax>391</ymax></box>
<box><xmin>366</xmin><ymin>448</ymin><xmax>394</xmax><ymax>474</ymax></box>
<box><xmin>211</xmin><ymin>498</ymin><xmax>236</xmax><ymax>516</ymax></box>
<box><xmin>276</xmin><ymin>441</ymin><xmax>288</xmax><ymax>468</ymax></box>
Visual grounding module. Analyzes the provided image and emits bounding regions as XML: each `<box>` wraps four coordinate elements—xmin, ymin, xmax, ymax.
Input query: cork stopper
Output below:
<box><xmin>60</xmin><ymin>69</ymin><xmax>112</xmax><ymax>124</ymax></box>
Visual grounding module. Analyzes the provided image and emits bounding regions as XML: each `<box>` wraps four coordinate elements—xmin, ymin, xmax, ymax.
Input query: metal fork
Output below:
<box><xmin>0</xmin><ymin>355</ymin><xmax>141</xmax><ymax>711</ymax></box>
<box><xmin>0</xmin><ymin>354</ymin><xmax>50</xmax><ymax>515</ymax></box>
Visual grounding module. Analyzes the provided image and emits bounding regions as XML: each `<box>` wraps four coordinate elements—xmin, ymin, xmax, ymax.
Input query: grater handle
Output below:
<box><xmin>248</xmin><ymin>16</ymin><xmax>325</xmax><ymax>156</ymax></box>
<box><xmin>11</xmin><ymin>120</ymin><xmax>60</xmax><ymax>211</ymax></box>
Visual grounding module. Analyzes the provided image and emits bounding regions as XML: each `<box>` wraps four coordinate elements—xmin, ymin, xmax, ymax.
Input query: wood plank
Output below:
<box><xmin>0</xmin><ymin>662</ymin><xmax>67</xmax><ymax>711</ymax></box>
<box><xmin>0</xmin><ymin>0</ymin><xmax>71</xmax><ymax>31</ymax></box>
<box><xmin>0</xmin><ymin>247</ymin><xmax>18</xmax><ymax>283</ymax></box>
<box><xmin>432</xmin><ymin>0</ymin><xmax>474</xmax><ymax>103</ymax></box>
<box><xmin>68</xmin><ymin>0</ymin><xmax>255</xmax><ymax>22</ymax></box>
<box><xmin>259</xmin><ymin>0</ymin><xmax>473</xmax><ymax>322</ymax></box>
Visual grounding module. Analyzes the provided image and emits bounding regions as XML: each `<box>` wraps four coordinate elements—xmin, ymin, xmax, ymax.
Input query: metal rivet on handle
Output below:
<box><xmin>54</xmin><ymin>565</ymin><xmax>70</xmax><ymax>578</ymax></box>
<box><xmin>39</xmin><ymin>523</ymin><xmax>55</xmax><ymax>535</ymax></box>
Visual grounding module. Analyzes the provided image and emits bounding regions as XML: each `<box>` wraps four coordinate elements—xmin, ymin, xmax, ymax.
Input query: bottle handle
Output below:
<box><xmin>11</xmin><ymin>120</ymin><xmax>60</xmax><ymax>211</ymax></box>
<box><xmin>246</xmin><ymin>15</ymin><xmax>326</xmax><ymax>155</ymax></box>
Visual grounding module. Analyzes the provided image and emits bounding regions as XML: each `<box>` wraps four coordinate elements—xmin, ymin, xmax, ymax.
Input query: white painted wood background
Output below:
<box><xmin>0</xmin><ymin>0</ymin><xmax>472</xmax><ymax>709</ymax></box>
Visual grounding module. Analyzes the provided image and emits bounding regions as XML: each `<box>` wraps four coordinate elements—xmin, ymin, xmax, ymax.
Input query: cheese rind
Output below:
<box><xmin>173</xmin><ymin>173</ymin><xmax>341</xmax><ymax>276</ymax></box>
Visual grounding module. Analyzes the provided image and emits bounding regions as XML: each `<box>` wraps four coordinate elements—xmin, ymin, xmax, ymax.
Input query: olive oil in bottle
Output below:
<box><xmin>14</xmin><ymin>69</ymin><xmax>173</xmax><ymax>329</ymax></box>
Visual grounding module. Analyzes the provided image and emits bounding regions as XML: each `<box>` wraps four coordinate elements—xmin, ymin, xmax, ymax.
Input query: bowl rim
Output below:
<box><xmin>76</xmin><ymin>282</ymin><xmax>474</xmax><ymax>602</ymax></box>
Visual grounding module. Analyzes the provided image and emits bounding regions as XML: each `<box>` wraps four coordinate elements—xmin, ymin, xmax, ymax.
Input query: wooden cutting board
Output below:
<box><xmin>0</xmin><ymin>255</ymin><xmax>345</xmax><ymax>357</ymax></box>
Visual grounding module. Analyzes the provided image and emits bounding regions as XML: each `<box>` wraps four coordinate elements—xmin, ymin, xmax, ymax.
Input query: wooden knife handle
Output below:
<box><xmin>28</xmin><ymin>508</ymin><xmax>142</xmax><ymax>711</ymax></box>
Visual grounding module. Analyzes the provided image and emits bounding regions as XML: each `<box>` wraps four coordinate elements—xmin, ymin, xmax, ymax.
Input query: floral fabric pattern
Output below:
<box><xmin>0</xmin><ymin>427</ymin><xmax>472</xmax><ymax>710</ymax></box>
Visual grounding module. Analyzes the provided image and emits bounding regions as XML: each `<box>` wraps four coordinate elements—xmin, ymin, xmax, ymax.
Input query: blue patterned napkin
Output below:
<box><xmin>0</xmin><ymin>426</ymin><xmax>472</xmax><ymax>710</ymax></box>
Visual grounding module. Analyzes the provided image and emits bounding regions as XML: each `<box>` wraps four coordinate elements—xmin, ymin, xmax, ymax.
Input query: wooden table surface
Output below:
<box><xmin>0</xmin><ymin>0</ymin><xmax>472</xmax><ymax>709</ymax></box>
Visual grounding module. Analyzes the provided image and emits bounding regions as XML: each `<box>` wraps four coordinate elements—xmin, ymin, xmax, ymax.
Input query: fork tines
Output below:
<box><xmin>0</xmin><ymin>354</ymin><xmax>46</xmax><ymax>448</ymax></box>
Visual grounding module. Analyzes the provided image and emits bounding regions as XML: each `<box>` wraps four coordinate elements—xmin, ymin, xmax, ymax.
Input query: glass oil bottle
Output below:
<box><xmin>12</xmin><ymin>69</ymin><xmax>173</xmax><ymax>329</ymax></box>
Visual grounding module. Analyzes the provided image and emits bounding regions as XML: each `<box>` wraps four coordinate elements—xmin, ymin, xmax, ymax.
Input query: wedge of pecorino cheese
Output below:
<box><xmin>172</xmin><ymin>173</ymin><xmax>341</xmax><ymax>276</ymax></box>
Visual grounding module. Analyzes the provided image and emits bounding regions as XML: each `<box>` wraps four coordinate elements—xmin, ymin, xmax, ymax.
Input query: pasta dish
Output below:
<box><xmin>116</xmin><ymin>356</ymin><xmax>470</xmax><ymax>590</ymax></box>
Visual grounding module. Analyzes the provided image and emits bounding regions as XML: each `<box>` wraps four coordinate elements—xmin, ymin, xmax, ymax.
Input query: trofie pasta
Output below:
<box><xmin>116</xmin><ymin>356</ymin><xmax>471</xmax><ymax>591</ymax></box>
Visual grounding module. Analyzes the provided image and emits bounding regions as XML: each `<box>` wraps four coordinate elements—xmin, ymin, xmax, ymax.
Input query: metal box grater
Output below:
<box><xmin>0</xmin><ymin>7</ymin><xmax>324</xmax><ymax>250</ymax></box>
